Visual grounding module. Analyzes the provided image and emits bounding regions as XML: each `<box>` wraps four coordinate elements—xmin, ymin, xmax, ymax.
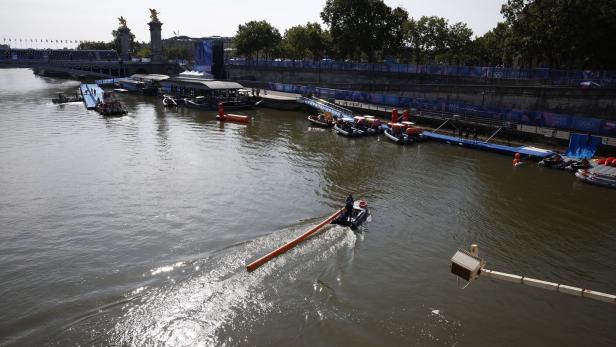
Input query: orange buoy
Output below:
<box><xmin>406</xmin><ymin>127</ymin><xmax>422</xmax><ymax>136</ymax></box>
<box><xmin>216</xmin><ymin>102</ymin><xmax>250</xmax><ymax>124</ymax></box>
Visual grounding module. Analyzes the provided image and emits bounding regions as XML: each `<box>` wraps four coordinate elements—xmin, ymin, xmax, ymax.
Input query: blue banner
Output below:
<box><xmin>267</xmin><ymin>82</ymin><xmax>615</xmax><ymax>137</ymax></box>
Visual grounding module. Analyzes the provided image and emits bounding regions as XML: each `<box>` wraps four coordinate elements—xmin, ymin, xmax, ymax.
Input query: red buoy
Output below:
<box><xmin>402</xmin><ymin>109</ymin><xmax>409</xmax><ymax>122</ymax></box>
<box><xmin>606</xmin><ymin>157</ymin><xmax>615</xmax><ymax>166</ymax></box>
<box><xmin>216</xmin><ymin>102</ymin><xmax>250</xmax><ymax>124</ymax></box>
<box><xmin>391</xmin><ymin>109</ymin><xmax>398</xmax><ymax>124</ymax></box>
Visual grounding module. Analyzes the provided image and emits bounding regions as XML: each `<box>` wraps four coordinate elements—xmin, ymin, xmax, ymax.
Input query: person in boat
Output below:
<box><xmin>343</xmin><ymin>194</ymin><xmax>354</xmax><ymax>221</ymax></box>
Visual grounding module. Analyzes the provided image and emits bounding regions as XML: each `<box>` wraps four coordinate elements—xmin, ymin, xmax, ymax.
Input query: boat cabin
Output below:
<box><xmin>160</xmin><ymin>77</ymin><xmax>250</xmax><ymax>102</ymax></box>
<box><xmin>119</xmin><ymin>74</ymin><xmax>169</xmax><ymax>95</ymax></box>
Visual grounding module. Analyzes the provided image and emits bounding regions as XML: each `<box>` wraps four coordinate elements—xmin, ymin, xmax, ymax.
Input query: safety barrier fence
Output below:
<box><xmin>268</xmin><ymin>82</ymin><xmax>616</xmax><ymax>138</ymax></box>
<box><xmin>228</xmin><ymin>59</ymin><xmax>616</xmax><ymax>87</ymax></box>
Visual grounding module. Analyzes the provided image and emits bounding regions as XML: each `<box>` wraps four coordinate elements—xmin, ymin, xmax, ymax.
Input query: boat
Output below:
<box><xmin>575</xmin><ymin>169</ymin><xmax>616</xmax><ymax>189</ymax></box>
<box><xmin>245</xmin><ymin>198</ymin><xmax>369</xmax><ymax>272</ymax></box>
<box><xmin>334</xmin><ymin>120</ymin><xmax>365</xmax><ymax>137</ymax></box>
<box><xmin>162</xmin><ymin>95</ymin><xmax>177</xmax><ymax>107</ymax></box>
<box><xmin>575</xmin><ymin>157</ymin><xmax>616</xmax><ymax>189</ymax></box>
<box><xmin>307</xmin><ymin>112</ymin><xmax>334</xmax><ymax>127</ymax></box>
<box><xmin>184</xmin><ymin>96</ymin><xmax>210</xmax><ymax>110</ymax></box>
<box><xmin>216</xmin><ymin>103</ymin><xmax>250</xmax><ymax>124</ymax></box>
<box><xmin>331</xmin><ymin>199</ymin><xmax>370</xmax><ymax>230</ymax></box>
<box><xmin>219</xmin><ymin>98</ymin><xmax>262</xmax><ymax>110</ymax></box>
<box><xmin>52</xmin><ymin>91</ymin><xmax>83</xmax><ymax>104</ymax></box>
<box><xmin>565</xmin><ymin>158</ymin><xmax>591</xmax><ymax>171</ymax></box>
<box><xmin>95</xmin><ymin>91</ymin><xmax>127</xmax><ymax>116</ymax></box>
<box><xmin>538</xmin><ymin>154</ymin><xmax>571</xmax><ymax>169</ymax></box>
<box><xmin>384</xmin><ymin>122</ymin><xmax>424</xmax><ymax>144</ymax></box>
<box><xmin>185</xmin><ymin>96</ymin><xmax>262</xmax><ymax>110</ymax></box>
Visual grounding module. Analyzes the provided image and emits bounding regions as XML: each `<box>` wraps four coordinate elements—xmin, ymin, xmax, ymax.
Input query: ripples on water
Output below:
<box><xmin>1</xmin><ymin>69</ymin><xmax>615</xmax><ymax>346</ymax></box>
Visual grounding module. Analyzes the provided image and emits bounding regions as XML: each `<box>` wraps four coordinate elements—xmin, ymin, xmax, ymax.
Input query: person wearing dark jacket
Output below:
<box><xmin>344</xmin><ymin>194</ymin><xmax>354</xmax><ymax>221</ymax></box>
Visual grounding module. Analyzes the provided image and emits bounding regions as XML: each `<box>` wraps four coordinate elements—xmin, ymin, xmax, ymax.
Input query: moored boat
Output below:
<box><xmin>185</xmin><ymin>96</ymin><xmax>261</xmax><ymax>110</ymax></box>
<box><xmin>538</xmin><ymin>154</ymin><xmax>571</xmax><ymax>169</ymax></box>
<box><xmin>52</xmin><ymin>91</ymin><xmax>83</xmax><ymax>104</ymax></box>
<box><xmin>307</xmin><ymin>112</ymin><xmax>334</xmax><ymax>127</ymax></box>
<box><xmin>95</xmin><ymin>91</ymin><xmax>127</xmax><ymax>116</ymax></box>
<box><xmin>162</xmin><ymin>95</ymin><xmax>177</xmax><ymax>107</ymax></box>
<box><xmin>334</xmin><ymin>120</ymin><xmax>365</xmax><ymax>137</ymax></box>
<box><xmin>575</xmin><ymin>157</ymin><xmax>616</xmax><ymax>189</ymax></box>
<box><xmin>384</xmin><ymin>122</ymin><xmax>424</xmax><ymax>144</ymax></box>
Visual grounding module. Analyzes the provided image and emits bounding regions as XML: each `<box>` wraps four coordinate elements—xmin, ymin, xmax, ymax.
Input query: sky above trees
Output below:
<box><xmin>0</xmin><ymin>0</ymin><xmax>506</xmax><ymax>44</ymax></box>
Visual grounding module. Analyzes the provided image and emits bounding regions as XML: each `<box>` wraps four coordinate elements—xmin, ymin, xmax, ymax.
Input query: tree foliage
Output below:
<box><xmin>229</xmin><ymin>0</ymin><xmax>616</xmax><ymax>69</ymax></box>
<box><xmin>234</xmin><ymin>20</ymin><xmax>282</xmax><ymax>60</ymax></box>
<box><xmin>321</xmin><ymin>0</ymin><xmax>407</xmax><ymax>62</ymax></box>
<box><xmin>500</xmin><ymin>0</ymin><xmax>616</xmax><ymax>68</ymax></box>
<box><xmin>281</xmin><ymin>22</ymin><xmax>330</xmax><ymax>60</ymax></box>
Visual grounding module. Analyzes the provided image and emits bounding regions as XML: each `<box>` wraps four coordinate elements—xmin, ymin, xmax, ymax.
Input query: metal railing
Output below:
<box><xmin>228</xmin><ymin>59</ymin><xmax>616</xmax><ymax>87</ymax></box>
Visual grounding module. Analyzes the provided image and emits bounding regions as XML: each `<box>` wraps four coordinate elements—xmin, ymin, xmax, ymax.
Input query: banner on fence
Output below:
<box><xmin>268</xmin><ymin>82</ymin><xmax>615</xmax><ymax>136</ymax></box>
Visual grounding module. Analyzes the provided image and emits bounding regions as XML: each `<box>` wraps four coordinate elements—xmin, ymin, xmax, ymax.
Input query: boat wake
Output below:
<box><xmin>106</xmin><ymin>223</ymin><xmax>357</xmax><ymax>346</ymax></box>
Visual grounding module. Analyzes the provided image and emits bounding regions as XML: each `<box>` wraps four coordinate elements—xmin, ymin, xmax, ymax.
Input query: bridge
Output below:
<box><xmin>0</xmin><ymin>48</ymin><xmax>183</xmax><ymax>79</ymax></box>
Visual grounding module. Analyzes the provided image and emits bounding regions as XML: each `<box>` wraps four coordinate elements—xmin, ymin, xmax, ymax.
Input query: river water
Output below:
<box><xmin>0</xmin><ymin>69</ymin><xmax>615</xmax><ymax>346</ymax></box>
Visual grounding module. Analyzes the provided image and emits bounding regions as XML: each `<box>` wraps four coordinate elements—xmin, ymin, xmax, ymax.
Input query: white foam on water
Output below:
<box><xmin>109</xmin><ymin>224</ymin><xmax>356</xmax><ymax>346</ymax></box>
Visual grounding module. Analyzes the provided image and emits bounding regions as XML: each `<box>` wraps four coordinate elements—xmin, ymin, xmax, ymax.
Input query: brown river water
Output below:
<box><xmin>0</xmin><ymin>69</ymin><xmax>615</xmax><ymax>346</ymax></box>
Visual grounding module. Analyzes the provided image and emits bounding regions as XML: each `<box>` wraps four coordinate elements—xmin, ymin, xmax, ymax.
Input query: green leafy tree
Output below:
<box><xmin>501</xmin><ymin>0</ymin><xmax>616</xmax><ymax>68</ymax></box>
<box><xmin>164</xmin><ymin>47</ymin><xmax>192</xmax><ymax>60</ymax></box>
<box><xmin>471</xmin><ymin>22</ymin><xmax>514</xmax><ymax>66</ymax></box>
<box><xmin>234</xmin><ymin>20</ymin><xmax>282</xmax><ymax>60</ymax></box>
<box><xmin>408</xmin><ymin>16</ymin><xmax>449</xmax><ymax>64</ymax></box>
<box><xmin>443</xmin><ymin>22</ymin><xmax>473</xmax><ymax>65</ymax></box>
<box><xmin>281</xmin><ymin>22</ymin><xmax>329</xmax><ymax>60</ymax></box>
<box><xmin>77</xmin><ymin>41</ymin><xmax>114</xmax><ymax>50</ymax></box>
<box><xmin>135</xmin><ymin>46</ymin><xmax>150</xmax><ymax>58</ymax></box>
<box><xmin>321</xmin><ymin>0</ymin><xmax>408</xmax><ymax>62</ymax></box>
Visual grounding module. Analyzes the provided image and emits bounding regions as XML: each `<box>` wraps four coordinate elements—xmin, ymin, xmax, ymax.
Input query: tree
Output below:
<box><xmin>443</xmin><ymin>22</ymin><xmax>473</xmax><ymax>65</ymax></box>
<box><xmin>281</xmin><ymin>22</ymin><xmax>329</xmax><ymax>60</ymax></box>
<box><xmin>501</xmin><ymin>0</ymin><xmax>616</xmax><ymax>69</ymax></box>
<box><xmin>321</xmin><ymin>0</ymin><xmax>408</xmax><ymax>62</ymax></box>
<box><xmin>234</xmin><ymin>20</ymin><xmax>282</xmax><ymax>60</ymax></box>
<box><xmin>77</xmin><ymin>41</ymin><xmax>114</xmax><ymax>50</ymax></box>
<box><xmin>135</xmin><ymin>46</ymin><xmax>150</xmax><ymax>58</ymax></box>
<box><xmin>408</xmin><ymin>16</ymin><xmax>449</xmax><ymax>64</ymax></box>
<box><xmin>471</xmin><ymin>22</ymin><xmax>514</xmax><ymax>67</ymax></box>
<box><xmin>164</xmin><ymin>47</ymin><xmax>192</xmax><ymax>61</ymax></box>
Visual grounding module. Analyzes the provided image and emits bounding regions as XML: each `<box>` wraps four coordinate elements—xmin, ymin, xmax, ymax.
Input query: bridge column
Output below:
<box><xmin>148</xmin><ymin>10</ymin><xmax>163</xmax><ymax>63</ymax></box>
<box><xmin>118</xmin><ymin>26</ymin><xmax>132</xmax><ymax>60</ymax></box>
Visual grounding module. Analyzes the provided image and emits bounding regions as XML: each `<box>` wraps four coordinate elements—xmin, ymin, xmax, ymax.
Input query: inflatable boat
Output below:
<box><xmin>334</xmin><ymin>121</ymin><xmax>365</xmax><ymax>137</ymax></box>
<box><xmin>307</xmin><ymin>113</ymin><xmax>334</xmax><ymax>127</ymax></box>
<box><xmin>331</xmin><ymin>199</ymin><xmax>370</xmax><ymax>230</ymax></box>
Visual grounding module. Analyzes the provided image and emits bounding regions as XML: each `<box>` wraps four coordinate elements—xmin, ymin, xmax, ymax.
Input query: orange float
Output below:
<box><xmin>217</xmin><ymin>103</ymin><xmax>250</xmax><ymax>124</ymax></box>
<box><xmin>246</xmin><ymin>208</ymin><xmax>344</xmax><ymax>272</ymax></box>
